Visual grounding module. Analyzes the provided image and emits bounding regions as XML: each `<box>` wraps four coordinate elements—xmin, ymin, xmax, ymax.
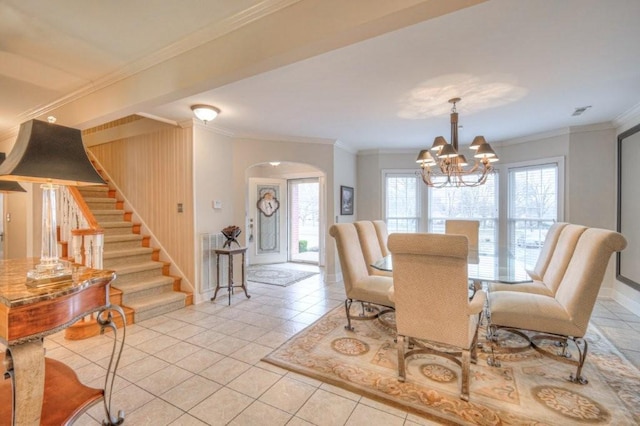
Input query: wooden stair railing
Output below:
<box><xmin>59</xmin><ymin>186</ymin><xmax>105</xmax><ymax>269</ymax></box>
<box><xmin>59</xmin><ymin>186</ymin><xmax>120</xmax><ymax>340</ymax></box>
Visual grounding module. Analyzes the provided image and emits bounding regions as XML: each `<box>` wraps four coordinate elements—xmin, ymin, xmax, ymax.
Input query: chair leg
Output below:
<box><xmin>461</xmin><ymin>348</ymin><xmax>470</xmax><ymax>401</ymax></box>
<box><xmin>569</xmin><ymin>337</ymin><xmax>589</xmax><ymax>384</ymax></box>
<box><xmin>344</xmin><ymin>299</ymin><xmax>354</xmax><ymax>331</ymax></box>
<box><xmin>486</xmin><ymin>324</ymin><xmax>501</xmax><ymax>367</ymax></box>
<box><xmin>397</xmin><ymin>335</ymin><xmax>406</xmax><ymax>382</ymax></box>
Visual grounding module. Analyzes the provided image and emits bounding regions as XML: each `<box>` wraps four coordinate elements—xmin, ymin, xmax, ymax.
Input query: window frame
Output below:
<box><xmin>381</xmin><ymin>169</ymin><xmax>425</xmax><ymax>233</ymax></box>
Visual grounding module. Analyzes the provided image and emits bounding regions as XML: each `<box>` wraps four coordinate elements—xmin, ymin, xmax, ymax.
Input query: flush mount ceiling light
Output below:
<box><xmin>191</xmin><ymin>104</ymin><xmax>220</xmax><ymax>124</ymax></box>
<box><xmin>269</xmin><ymin>162</ymin><xmax>281</xmax><ymax>167</ymax></box>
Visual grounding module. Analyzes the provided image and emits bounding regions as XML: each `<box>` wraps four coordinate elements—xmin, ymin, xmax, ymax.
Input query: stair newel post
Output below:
<box><xmin>72</xmin><ymin>231</ymin><xmax>84</xmax><ymax>265</ymax></box>
<box><xmin>89</xmin><ymin>233</ymin><xmax>104</xmax><ymax>269</ymax></box>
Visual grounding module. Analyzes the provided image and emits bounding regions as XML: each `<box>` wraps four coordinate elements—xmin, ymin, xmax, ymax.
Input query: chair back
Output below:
<box><xmin>329</xmin><ymin>223</ymin><xmax>368</xmax><ymax>297</ymax></box>
<box><xmin>541</xmin><ymin>224</ymin><xmax>587</xmax><ymax>294</ymax></box>
<box><xmin>372</xmin><ymin>220</ymin><xmax>389</xmax><ymax>257</ymax></box>
<box><xmin>445</xmin><ymin>220</ymin><xmax>479</xmax><ymax>252</ymax></box>
<box><xmin>388</xmin><ymin>233</ymin><xmax>473</xmax><ymax>349</ymax></box>
<box><xmin>527</xmin><ymin>222</ymin><xmax>568</xmax><ymax>280</ymax></box>
<box><xmin>355</xmin><ymin>221</ymin><xmax>391</xmax><ymax>277</ymax></box>
<box><xmin>556</xmin><ymin>228</ymin><xmax>627</xmax><ymax>336</ymax></box>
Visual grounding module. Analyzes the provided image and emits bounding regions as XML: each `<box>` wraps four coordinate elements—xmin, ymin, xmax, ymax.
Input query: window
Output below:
<box><xmin>427</xmin><ymin>174</ymin><xmax>498</xmax><ymax>254</ymax></box>
<box><xmin>384</xmin><ymin>173</ymin><xmax>420</xmax><ymax>233</ymax></box>
<box><xmin>428</xmin><ymin>174</ymin><xmax>499</xmax><ymax>278</ymax></box>
<box><xmin>508</xmin><ymin>162</ymin><xmax>560</xmax><ymax>274</ymax></box>
<box><xmin>383</xmin><ymin>157</ymin><xmax>563</xmax><ymax>281</ymax></box>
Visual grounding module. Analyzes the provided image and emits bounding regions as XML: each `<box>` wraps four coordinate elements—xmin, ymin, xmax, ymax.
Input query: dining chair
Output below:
<box><xmin>329</xmin><ymin>223</ymin><xmax>394</xmax><ymax>331</ymax></box>
<box><xmin>487</xmin><ymin>227</ymin><xmax>627</xmax><ymax>384</ymax></box>
<box><xmin>524</xmin><ymin>222</ymin><xmax>568</xmax><ymax>280</ymax></box>
<box><xmin>372</xmin><ymin>220</ymin><xmax>389</xmax><ymax>257</ymax></box>
<box><xmin>388</xmin><ymin>232</ymin><xmax>486</xmax><ymax>401</ymax></box>
<box><xmin>445</xmin><ymin>220</ymin><xmax>479</xmax><ymax>252</ymax></box>
<box><xmin>489</xmin><ymin>224</ymin><xmax>586</xmax><ymax>296</ymax></box>
<box><xmin>354</xmin><ymin>221</ymin><xmax>392</xmax><ymax>277</ymax></box>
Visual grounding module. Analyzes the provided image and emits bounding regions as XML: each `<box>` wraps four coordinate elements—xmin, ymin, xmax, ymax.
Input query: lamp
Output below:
<box><xmin>191</xmin><ymin>104</ymin><xmax>220</xmax><ymax>124</ymax></box>
<box><xmin>0</xmin><ymin>119</ymin><xmax>105</xmax><ymax>283</ymax></box>
<box><xmin>417</xmin><ymin>97</ymin><xmax>499</xmax><ymax>187</ymax></box>
<box><xmin>0</xmin><ymin>153</ymin><xmax>26</xmax><ymax>193</ymax></box>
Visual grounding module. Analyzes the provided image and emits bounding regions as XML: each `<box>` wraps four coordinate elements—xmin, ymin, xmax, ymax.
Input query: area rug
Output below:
<box><xmin>246</xmin><ymin>265</ymin><xmax>317</xmax><ymax>286</ymax></box>
<box><xmin>263</xmin><ymin>306</ymin><xmax>640</xmax><ymax>425</ymax></box>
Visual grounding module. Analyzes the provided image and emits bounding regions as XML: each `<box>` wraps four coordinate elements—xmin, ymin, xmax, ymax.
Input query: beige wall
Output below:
<box><xmin>90</xmin><ymin>126</ymin><xmax>196</xmax><ymax>289</ymax></box>
<box><xmin>231</xmin><ymin>137</ymin><xmax>345</xmax><ymax>281</ymax></box>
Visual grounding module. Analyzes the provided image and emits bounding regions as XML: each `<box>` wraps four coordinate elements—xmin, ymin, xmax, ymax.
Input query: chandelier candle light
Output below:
<box><xmin>417</xmin><ymin>97</ymin><xmax>498</xmax><ymax>187</ymax></box>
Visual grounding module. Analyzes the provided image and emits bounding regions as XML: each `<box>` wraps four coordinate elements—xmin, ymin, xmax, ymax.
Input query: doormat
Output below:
<box><xmin>246</xmin><ymin>265</ymin><xmax>318</xmax><ymax>287</ymax></box>
<box><xmin>263</xmin><ymin>306</ymin><xmax>640</xmax><ymax>425</ymax></box>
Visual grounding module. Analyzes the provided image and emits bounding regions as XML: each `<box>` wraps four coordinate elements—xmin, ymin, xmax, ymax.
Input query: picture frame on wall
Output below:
<box><xmin>340</xmin><ymin>185</ymin><xmax>354</xmax><ymax>215</ymax></box>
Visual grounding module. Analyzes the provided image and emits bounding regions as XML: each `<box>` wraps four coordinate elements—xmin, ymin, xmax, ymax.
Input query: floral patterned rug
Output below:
<box><xmin>263</xmin><ymin>307</ymin><xmax>639</xmax><ymax>425</ymax></box>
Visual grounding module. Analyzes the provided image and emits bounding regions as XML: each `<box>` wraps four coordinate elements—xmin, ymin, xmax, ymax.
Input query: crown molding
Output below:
<box><xmin>21</xmin><ymin>0</ymin><xmax>302</xmax><ymax>121</ymax></box>
<box><xmin>357</xmin><ymin>148</ymin><xmax>417</xmax><ymax>156</ymax></box>
<box><xmin>614</xmin><ymin>101</ymin><xmax>640</xmax><ymax>131</ymax></box>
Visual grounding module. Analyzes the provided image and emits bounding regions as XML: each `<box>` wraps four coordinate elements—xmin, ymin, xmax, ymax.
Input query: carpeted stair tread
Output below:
<box><xmin>92</xmin><ymin>209</ymin><xmax>125</xmax><ymax>215</ymax></box>
<box><xmin>125</xmin><ymin>292</ymin><xmax>187</xmax><ymax>322</ymax></box>
<box><xmin>111</xmin><ymin>260</ymin><xmax>164</xmax><ymax>275</ymax></box>
<box><xmin>103</xmin><ymin>247</ymin><xmax>154</xmax><ymax>267</ymax></box>
<box><xmin>100</xmin><ymin>221</ymin><xmax>132</xmax><ymax>228</ymax></box>
<box><xmin>83</xmin><ymin>196</ymin><xmax>117</xmax><ymax>203</ymax></box>
<box><xmin>104</xmin><ymin>234</ymin><xmax>143</xmax><ymax>243</ymax></box>
<box><xmin>113</xmin><ymin>275</ymin><xmax>175</xmax><ymax>296</ymax></box>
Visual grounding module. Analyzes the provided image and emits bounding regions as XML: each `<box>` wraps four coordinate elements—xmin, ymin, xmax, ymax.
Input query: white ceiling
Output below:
<box><xmin>2</xmin><ymin>0</ymin><xmax>640</xmax><ymax>152</ymax></box>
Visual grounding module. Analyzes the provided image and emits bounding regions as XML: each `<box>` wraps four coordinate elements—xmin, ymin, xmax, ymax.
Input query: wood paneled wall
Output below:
<box><xmin>89</xmin><ymin>127</ymin><xmax>195</xmax><ymax>287</ymax></box>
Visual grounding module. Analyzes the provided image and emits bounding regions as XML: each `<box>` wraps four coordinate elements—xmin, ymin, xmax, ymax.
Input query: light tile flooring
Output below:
<box><xmin>29</xmin><ymin>264</ymin><xmax>640</xmax><ymax>425</ymax></box>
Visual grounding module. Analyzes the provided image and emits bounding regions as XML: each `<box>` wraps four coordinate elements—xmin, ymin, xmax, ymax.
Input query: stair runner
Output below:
<box><xmin>78</xmin><ymin>185</ymin><xmax>189</xmax><ymax>323</ymax></box>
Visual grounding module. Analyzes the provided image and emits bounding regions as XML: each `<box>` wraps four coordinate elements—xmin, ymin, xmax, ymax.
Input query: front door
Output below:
<box><xmin>248</xmin><ymin>178</ymin><xmax>287</xmax><ymax>265</ymax></box>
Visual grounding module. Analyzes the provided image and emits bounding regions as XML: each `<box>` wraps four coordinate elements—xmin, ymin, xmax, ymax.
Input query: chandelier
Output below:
<box><xmin>416</xmin><ymin>97</ymin><xmax>499</xmax><ymax>188</ymax></box>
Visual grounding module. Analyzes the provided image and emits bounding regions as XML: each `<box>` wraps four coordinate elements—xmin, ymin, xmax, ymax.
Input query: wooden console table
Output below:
<box><xmin>211</xmin><ymin>247</ymin><xmax>251</xmax><ymax>305</ymax></box>
<box><xmin>0</xmin><ymin>258</ymin><xmax>125</xmax><ymax>425</ymax></box>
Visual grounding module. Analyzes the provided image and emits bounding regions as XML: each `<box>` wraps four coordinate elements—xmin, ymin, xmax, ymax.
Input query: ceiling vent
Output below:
<box><xmin>572</xmin><ymin>106</ymin><xmax>592</xmax><ymax>116</ymax></box>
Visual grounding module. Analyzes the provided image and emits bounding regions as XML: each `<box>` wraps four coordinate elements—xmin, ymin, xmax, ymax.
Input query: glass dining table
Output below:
<box><xmin>371</xmin><ymin>249</ymin><xmax>533</xmax><ymax>285</ymax></box>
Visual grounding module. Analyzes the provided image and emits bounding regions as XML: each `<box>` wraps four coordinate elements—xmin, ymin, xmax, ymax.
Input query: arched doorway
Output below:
<box><xmin>246</xmin><ymin>162</ymin><xmax>325</xmax><ymax>267</ymax></box>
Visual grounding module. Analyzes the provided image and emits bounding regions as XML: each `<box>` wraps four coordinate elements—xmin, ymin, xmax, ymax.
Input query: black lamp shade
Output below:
<box><xmin>0</xmin><ymin>119</ymin><xmax>105</xmax><ymax>186</ymax></box>
<box><xmin>0</xmin><ymin>153</ymin><xmax>26</xmax><ymax>192</ymax></box>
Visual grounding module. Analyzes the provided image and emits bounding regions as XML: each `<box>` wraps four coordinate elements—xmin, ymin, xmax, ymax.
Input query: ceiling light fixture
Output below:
<box><xmin>191</xmin><ymin>104</ymin><xmax>220</xmax><ymax>124</ymax></box>
<box><xmin>269</xmin><ymin>162</ymin><xmax>280</xmax><ymax>167</ymax></box>
<box><xmin>416</xmin><ymin>97</ymin><xmax>498</xmax><ymax>188</ymax></box>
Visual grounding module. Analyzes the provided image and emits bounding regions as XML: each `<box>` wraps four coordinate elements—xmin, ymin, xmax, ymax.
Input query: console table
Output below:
<box><xmin>0</xmin><ymin>258</ymin><xmax>125</xmax><ymax>425</ymax></box>
<box><xmin>211</xmin><ymin>247</ymin><xmax>251</xmax><ymax>305</ymax></box>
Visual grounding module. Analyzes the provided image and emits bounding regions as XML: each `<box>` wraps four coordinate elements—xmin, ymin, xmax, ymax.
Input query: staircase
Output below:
<box><xmin>73</xmin><ymin>185</ymin><xmax>191</xmax><ymax>327</ymax></box>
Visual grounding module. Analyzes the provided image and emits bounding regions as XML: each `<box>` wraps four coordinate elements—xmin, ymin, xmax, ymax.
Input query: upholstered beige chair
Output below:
<box><xmin>372</xmin><ymin>220</ymin><xmax>389</xmax><ymax>257</ymax></box>
<box><xmin>487</xmin><ymin>227</ymin><xmax>627</xmax><ymax>384</ymax></box>
<box><xmin>445</xmin><ymin>220</ymin><xmax>479</xmax><ymax>252</ymax></box>
<box><xmin>525</xmin><ymin>222</ymin><xmax>568</xmax><ymax>280</ymax></box>
<box><xmin>329</xmin><ymin>223</ymin><xmax>394</xmax><ymax>331</ymax></box>
<box><xmin>388</xmin><ymin>233</ymin><xmax>486</xmax><ymax>401</ymax></box>
<box><xmin>490</xmin><ymin>223</ymin><xmax>586</xmax><ymax>295</ymax></box>
<box><xmin>354</xmin><ymin>221</ymin><xmax>392</xmax><ymax>277</ymax></box>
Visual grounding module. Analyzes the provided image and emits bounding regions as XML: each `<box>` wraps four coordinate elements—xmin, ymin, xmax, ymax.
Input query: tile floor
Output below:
<box><xmin>30</xmin><ymin>264</ymin><xmax>640</xmax><ymax>425</ymax></box>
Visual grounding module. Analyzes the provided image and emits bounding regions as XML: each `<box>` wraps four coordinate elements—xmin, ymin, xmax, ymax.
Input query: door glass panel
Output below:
<box><xmin>289</xmin><ymin>179</ymin><xmax>319</xmax><ymax>263</ymax></box>
<box><xmin>257</xmin><ymin>185</ymin><xmax>280</xmax><ymax>253</ymax></box>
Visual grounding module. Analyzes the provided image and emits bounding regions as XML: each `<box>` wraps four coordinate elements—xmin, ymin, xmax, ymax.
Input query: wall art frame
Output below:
<box><xmin>340</xmin><ymin>185</ymin><xmax>354</xmax><ymax>215</ymax></box>
<box><xmin>617</xmin><ymin>122</ymin><xmax>640</xmax><ymax>291</ymax></box>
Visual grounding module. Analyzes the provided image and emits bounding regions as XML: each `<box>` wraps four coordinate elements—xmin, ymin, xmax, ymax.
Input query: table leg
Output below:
<box><xmin>240</xmin><ymin>251</ymin><xmax>251</xmax><ymax>299</ymax></box>
<box><xmin>5</xmin><ymin>340</ymin><xmax>45</xmax><ymax>425</ymax></box>
<box><xmin>228</xmin><ymin>253</ymin><xmax>233</xmax><ymax>305</ymax></box>
<box><xmin>211</xmin><ymin>253</ymin><xmax>222</xmax><ymax>301</ymax></box>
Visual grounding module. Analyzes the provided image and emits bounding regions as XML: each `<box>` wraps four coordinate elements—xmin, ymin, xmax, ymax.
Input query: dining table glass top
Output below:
<box><xmin>371</xmin><ymin>249</ymin><xmax>533</xmax><ymax>284</ymax></box>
